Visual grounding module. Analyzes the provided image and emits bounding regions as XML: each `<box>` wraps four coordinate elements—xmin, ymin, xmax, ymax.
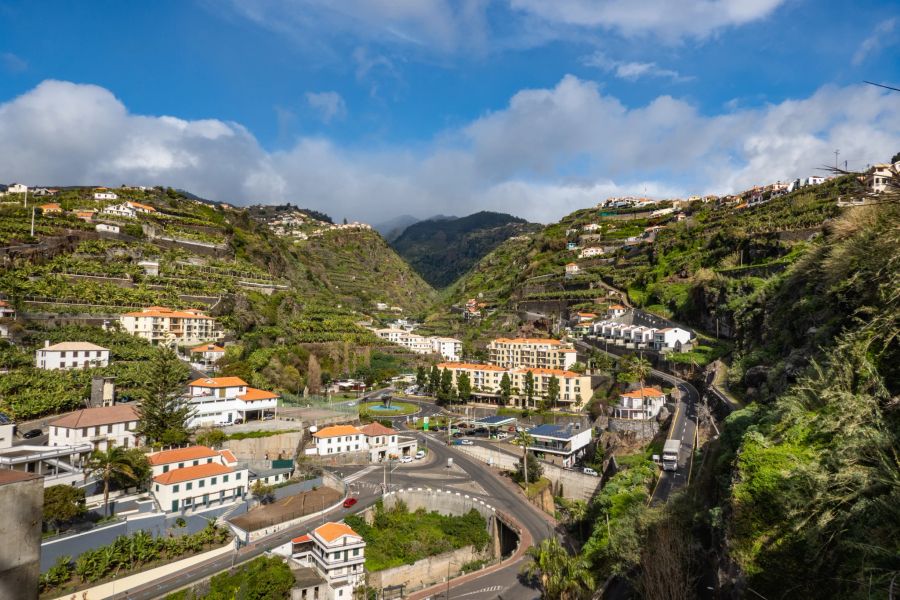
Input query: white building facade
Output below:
<box><xmin>49</xmin><ymin>404</ymin><xmax>140</xmax><ymax>452</ymax></box>
<box><xmin>35</xmin><ymin>341</ymin><xmax>109</xmax><ymax>370</ymax></box>
<box><xmin>119</xmin><ymin>306</ymin><xmax>223</xmax><ymax>346</ymax></box>
<box><xmin>149</xmin><ymin>446</ymin><xmax>248</xmax><ymax>513</ymax></box>
<box><xmin>184</xmin><ymin>377</ymin><xmax>278</xmax><ymax>427</ymax></box>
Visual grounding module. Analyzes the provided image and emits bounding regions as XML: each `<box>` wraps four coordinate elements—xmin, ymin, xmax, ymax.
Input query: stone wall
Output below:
<box><xmin>455</xmin><ymin>445</ymin><xmax>602</xmax><ymax>501</ymax></box>
<box><xmin>368</xmin><ymin>545</ymin><xmax>489</xmax><ymax>591</ymax></box>
<box><xmin>0</xmin><ymin>473</ymin><xmax>43</xmax><ymax>600</ymax></box>
<box><xmin>226</xmin><ymin>431</ymin><xmax>304</xmax><ymax>461</ymax></box>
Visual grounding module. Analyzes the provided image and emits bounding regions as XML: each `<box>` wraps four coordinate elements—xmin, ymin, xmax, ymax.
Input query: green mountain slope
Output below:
<box><xmin>390</xmin><ymin>210</ymin><xmax>540</xmax><ymax>288</ymax></box>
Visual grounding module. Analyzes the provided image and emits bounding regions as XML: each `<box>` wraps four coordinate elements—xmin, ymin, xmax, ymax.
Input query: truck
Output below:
<box><xmin>662</xmin><ymin>439</ymin><xmax>680</xmax><ymax>472</ymax></box>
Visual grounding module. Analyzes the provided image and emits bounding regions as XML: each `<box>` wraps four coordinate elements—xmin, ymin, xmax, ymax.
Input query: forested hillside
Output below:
<box><xmin>391</xmin><ymin>210</ymin><xmax>540</xmax><ymax>288</ymax></box>
<box><xmin>0</xmin><ymin>187</ymin><xmax>435</xmax><ymax>419</ymax></box>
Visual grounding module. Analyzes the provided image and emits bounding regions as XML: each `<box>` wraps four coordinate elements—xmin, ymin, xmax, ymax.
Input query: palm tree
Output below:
<box><xmin>516</xmin><ymin>429</ymin><xmax>535</xmax><ymax>486</ymax></box>
<box><xmin>523</xmin><ymin>538</ymin><xmax>594</xmax><ymax>600</ymax></box>
<box><xmin>85</xmin><ymin>447</ymin><xmax>137</xmax><ymax>517</ymax></box>
<box><xmin>624</xmin><ymin>353</ymin><xmax>653</xmax><ymax>420</ymax></box>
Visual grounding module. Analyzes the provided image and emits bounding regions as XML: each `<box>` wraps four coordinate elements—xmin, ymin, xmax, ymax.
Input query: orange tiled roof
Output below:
<box><xmin>190</xmin><ymin>344</ymin><xmax>225</xmax><ymax>353</ymax></box>
<box><xmin>313</xmin><ymin>425</ymin><xmax>361</xmax><ymax>438</ymax></box>
<box><xmin>127</xmin><ymin>201</ymin><xmax>156</xmax><ymax>211</ymax></box>
<box><xmin>218</xmin><ymin>449</ymin><xmax>237</xmax><ymax>464</ymax></box>
<box><xmin>621</xmin><ymin>387</ymin><xmax>665</xmax><ymax>398</ymax></box>
<box><xmin>609</xmin><ymin>304</ymin><xmax>626</xmax><ymax>310</ymax></box>
<box><xmin>358</xmin><ymin>422</ymin><xmax>397</xmax><ymax>436</ymax></box>
<box><xmin>314</xmin><ymin>522</ymin><xmax>360</xmax><ymax>543</ymax></box>
<box><xmin>40</xmin><ymin>203</ymin><xmax>61</xmax><ymax>210</ymax></box>
<box><xmin>122</xmin><ymin>307</ymin><xmax>212</xmax><ymax>319</ymax></box>
<box><xmin>238</xmin><ymin>387</ymin><xmax>279</xmax><ymax>402</ymax></box>
<box><xmin>50</xmin><ymin>404</ymin><xmax>138</xmax><ymax>429</ymax></box>
<box><xmin>292</xmin><ymin>534</ymin><xmax>311</xmax><ymax>544</ymax></box>
<box><xmin>153</xmin><ymin>462</ymin><xmax>232</xmax><ymax>485</ymax></box>
<box><xmin>148</xmin><ymin>445</ymin><xmax>219</xmax><ymax>466</ymax></box>
<box><xmin>189</xmin><ymin>377</ymin><xmax>247</xmax><ymax>388</ymax></box>
<box><xmin>437</xmin><ymin>362</ymin><xmax>507</xmax><ymax>371</ymax></box>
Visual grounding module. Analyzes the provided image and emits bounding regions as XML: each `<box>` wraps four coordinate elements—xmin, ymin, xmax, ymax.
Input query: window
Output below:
<box><xmin>163</xmin><ymin>465</ymin><xmax>169</xmax><ymax>473</ymax></box>
<box><xmin>186</xmin><ymin>482</ymin><xmax>193</xmax><ymax>490</ymax></box>
<box><xmin>178</xmin><ymin>462</ymin><xmax>184</xmax><ymax>469</ymax></box>
<box><xmin>236</xmin><ymin>472</ymin><xmax>242</xmax><ymax>479</ymax></box>
<box><xmin>193</xmin><ymin>460</ymin><xmax>199</xmax><ymax>466</ymax></box>
<box><xmin>207</xmin><ymin>458</ymin><xmax>213</xmax><ymax>463</ymax></box>
<box><xmin>199</xmin><ymin>479</ymin><xmax>205</xmax><ymax>488</ymax></box>
<box><xmin>211</xmin><ymin>477</ymin><xmax>217</xmax><ymax>485</ymax></box>
<box><xmin>173</xmin><ymin>484</ymin><xmax>180</xmax><ymax>492</ymax></box>
<box><xmin>223</xmin><ymin>475</ymin><xmax>229</xmax><ymax>483</ymax></box>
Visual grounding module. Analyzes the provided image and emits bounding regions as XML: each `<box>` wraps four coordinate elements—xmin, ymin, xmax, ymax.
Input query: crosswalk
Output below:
<box><xmin>453</xmin><ymin>585</ymin><xmax>504</xmax><ymax>598</ymax></box>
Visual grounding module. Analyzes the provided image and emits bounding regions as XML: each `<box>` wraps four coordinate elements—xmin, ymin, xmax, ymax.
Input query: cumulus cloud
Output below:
<box><xmin>510</xmin><ymin>0</ymin><xmax>786</xmax><ymax>40</ymax></box>
<box><xmin>582</xmin><ymin>51</ymin><xmax>689</xmax><ymax>81</ymax></box>
<box><xmin>1</xmin><ymin>78</ymin><xmax>898</xmax><ymax>224</ymax></box>
<box><xmin>305</xmin><ymin>91</ymin><xmax>347</xmax><ymax>123</ymax></box>
<box><xmin>852</xmin><ymin>17</ymin><xmax>897</xmax><ymax>65</ymax></box>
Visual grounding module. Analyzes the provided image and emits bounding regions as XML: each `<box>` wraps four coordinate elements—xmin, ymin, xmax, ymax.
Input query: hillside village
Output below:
<box><xmin>0</xmin><ymin>153</ymin><xmax>897</xmax><ymax>600</ymax></box>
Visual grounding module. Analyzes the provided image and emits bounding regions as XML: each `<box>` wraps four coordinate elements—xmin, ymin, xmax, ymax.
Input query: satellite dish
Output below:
<box><xmin>309</xmin><ymin>425</ymin><xmax>318</xmax><ymax>433</ymax></box>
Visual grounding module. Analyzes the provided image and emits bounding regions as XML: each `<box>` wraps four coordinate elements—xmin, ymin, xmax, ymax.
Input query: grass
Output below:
<box><xmin>225</xmin><ymin>429</ymin><xmax>300</xmax><ymax>441</ymax></box>
<box><xmin>520</xmin><ymin>477</ymin><xmax>551</xmax><ymax>498</ymax></box>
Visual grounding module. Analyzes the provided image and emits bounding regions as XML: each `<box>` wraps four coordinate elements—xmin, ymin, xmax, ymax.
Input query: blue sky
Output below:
<box><xmin>1</xmin><ymin>0</ymin><xmax>899</xmax><ymax>223</ymax></box>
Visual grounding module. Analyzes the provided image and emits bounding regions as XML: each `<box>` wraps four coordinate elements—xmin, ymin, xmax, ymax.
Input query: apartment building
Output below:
<box><xmin>119</xmin><ymin>306</ymin><xmax>223</xmax><ymax>346</ymax></box>
<box><xmin>148</xmin><ymin>446</ymin><xmax>247</xmax><ymax>513</ymax></box>
<box><xmin>49</xmin><ymin>404</ymin><xmax>140</xmax><ymax>451</ymax></box>
<box><xmin>289</xmin><ymin>522</ymin><xmax>367</xmax><ymax>600</ymax></box>
<box><xmin>487</xmin><ymin>338</ymin><xmax>577</xmax><ymax>370</ymax></box>
<box><xmin>373</xmin><ymin>328</ymin><xmax>462</xmax><ymax>361</ymax></box>
<box><xmin>526</xmin><ymin>424</ymin><xmax>592</xmax><ymax>468</ymax></box>
<box><xmin>184</xmin><ymin>377</ymin><xmax>278</xmax><ymax>427</ymax></box>
<box><xmin>35</xmin><ymin>341</ymin><xmax>109</xmax><ymax>370</ymax></box>
<box><xmin>437</xmin><ymin>362</ymin><xmax>592</xmax><ymax>408</ymax></box>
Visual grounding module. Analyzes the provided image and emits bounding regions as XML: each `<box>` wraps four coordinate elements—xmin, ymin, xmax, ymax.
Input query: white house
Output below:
<box><xmin>582</xmin><ymin>223</ymin><xmax>601</xmax><ymax>232</ymax></box>
<box><xmin>652</xmin><ymin>327</ymin><xmax>693</xmax><ymax>352</ymax></box>
<box><xmin>429</xmin><ymin>337</ymin><xmax>462</xmax><ymax>361</ymax></box>
<box><xmin>614</xmin><ymin>387</ymin><xmax>667</xmax><ymax>420</ymax></box>
<box><xmin>579</xmin><ymin>247</ymin><xmax>604</xmax><ymax>258</ymax></box>
<box><xmin>190</xmin><ymin>343</ymin><xmax>225</xmax><ymax>368</ymax></box>
<box><xmin>101</xmin><ymin>201</ymin><xmax>156</xmax><ymax>218</ymax></box>
<box><xmin>49</xmin><ymin>404</ymin><xmax>140</xmax><ymax>451</ymax></box>
<box><xmin>0</xmin><ymin>300</ymin><xmax>15</xmax><ymax>319</ymax></box>
<box><xmin>184</xmin><ymin>377</ymin><xmax>279</xmax><ymax>427</ymax></box>
<box><xmin>35</xmin><ymin>341</ymin><xmax>110</xmax><ymax>370</ymax></box>
<box><xmin>565</xmin><ymin>263</ymin><xmax>580</xmax><ymax>277</ymax></box>
<box><xmin>803</xmin><ymin>176</ymin><xmax>825</xmax><ymax>186</ymax></box>
<box><xmin>288</xmin><ymin>522</ymin><xmax>367</xmax><ymax>600</ymax></box>
<box><xmin>525</xmin><ymin>424</ymin><xmax>592</xmax><ymax>468</ymax></box>
<box><xmin>866</xmin><ymin>162</ymin><xmax>899</xmax><ymax>194</ymax></box>
<box><xmin>7</xmin><ymin>183</ymin><xmax>27</xmax><ymax>194</ymax></box>
<box><xmin>96</xmin><ymin>223</ymin><xmax>120</xmax><ymax>234</ymax></box>
<box><xmin>93</xmin><ymin>192</ymin><xmax>118</xmax><ymax>200</ymax></box>
<box><xmin>148</xmin><ymin>446</ymin><xmax>248</xmax><ymax>513</ymax></box>
<box><xmin>308</xmin><ymin>424</ymin><xmax>416</xmax><ymax>461</ymax></box>
<box><xmin>311</xmin><ymin>425</ymin><xmax>365</xmax><ymax>456</ymax></box>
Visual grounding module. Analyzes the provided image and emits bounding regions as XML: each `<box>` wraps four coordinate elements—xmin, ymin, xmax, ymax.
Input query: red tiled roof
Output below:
<box><xmin>437</xmin><ymin>362</ymin><xmax>507</xmax><ymax>372</ymax></box>
<box><xmin>313</xmin><ymin>425</ymin><xmax>361</xmax><ymax>438</ymax></box>
<box><xmin>50</xmin><ymin>404</ymin><xmax>138</xmax><ymax>429</ymax></box>
<box><xmin>148</xmin><ymin>445</ymin><xmax>218</xmax><ymax>466</ymax></box>
<box><xmin>314</xmin><ymin>522</ymin><xmax>360</xmax><ymax>543</ymax></box>
<box><xmin>292</xmin><ymin>534</ymin><xmax>311</xmax><ymax>544</ymax></box>
<box><xmin>190</xmin><ymin>344</ymin><xmax>225</xmax><ymax>353</ymax></box>
<box><xmin>122</xmin><ymin>307</ymin><xmax>212</xmax><ymax>319</ymax></box>
<box><xmin>189</xmin><ymin>377</ymin><xmax>247</xmax><ymax>388</ymax></box>
<box><xmin>218</xmin><ymin>449</ymin><xmax>237</xmax><ymax>464</ymax></box>
<box><xmin>238</xmin><ymin>387</ymin><xmax>279</xmax><ymax>402</ymax></box>
<box><xmin>153</xmin><ymin>462</ymin><xmax>232</xmax><ymax>485</ymax></box>
<box><xmin>358</xmin><ymin>422</ymin><xmax>397</xmax><ymax>436</ymax></box>
<box><xmin>621</xmin><ymin>387</ymin><xmax>665</xmax><ymax>399</ymax></box>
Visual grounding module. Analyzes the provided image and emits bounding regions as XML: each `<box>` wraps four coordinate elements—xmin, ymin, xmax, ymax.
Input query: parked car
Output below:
<box><xmin>399</xmin><ymin>456</ymin><xmax>413</xmax><ymax>463</ymax></box>
<box><xmin>22</xmin><ymin>428</ymin><xmax>43</xmax><ymax>439</ymax></box>
<box><xmin>415</xmin><ymin>450</ymin><xmax>426</xmax><ymax>459</ymax></box>
<box><xmin>582</xmin><ymin>467</ymin><xmax>599</xmax><ymax>477</ymax></box>
<box><xmin>343</xmin><ymin>497</ymin><xmax>358</xmax><ymax>508</ymax></box>
<box><xmin>452</xmin><ymin>431</ymin><xmax>464</xmax><ymax>438</ymax></box>
<box><xmin>495</xmin><ymin>432</ymin><xmax>509</xmax><ymax>441</ymax></box>
<box><xmin>233</xmin><ymin>418</ymin><xmax>244</xmax><ymax>425</ymax></box>
<box><xmin>459</xmin><ymin>439</ymin><xmax>474</xmax><ymax>446</ymax></box>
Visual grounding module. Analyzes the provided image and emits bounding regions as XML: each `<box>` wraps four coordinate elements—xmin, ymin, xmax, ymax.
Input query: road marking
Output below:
<box><xmin>343</xmin><ymin>465</ymin><xmax>378</xmax><ymax>484</ymax></box>
<box><xmin>453</xmin><ymin>585</ymin><xmax>504</xmax><ymax>597</ymax></box>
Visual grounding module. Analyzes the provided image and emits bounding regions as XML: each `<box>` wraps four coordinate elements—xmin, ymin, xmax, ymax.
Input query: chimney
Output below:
<box><xmin>44</xmin><ymin>340</ymin><xmax>50</xmax><ymax>348</ymax></box>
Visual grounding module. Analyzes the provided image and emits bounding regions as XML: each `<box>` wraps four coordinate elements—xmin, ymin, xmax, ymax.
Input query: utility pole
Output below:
<box><xmin>30</xmin><ymin>207</ymin><xmax>35</xmax><ymax>237</ymax></box>
<box><xmin>834</xmin><ymin>149</ymin><xmax>840</xmax><ymax>169</ymax></box>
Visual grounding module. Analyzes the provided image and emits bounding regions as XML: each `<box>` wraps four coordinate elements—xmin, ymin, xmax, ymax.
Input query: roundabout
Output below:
<box><xmin>359</xmin><ymin>399</ymin><xmax>420</xmax><ymax>416</ymax></box>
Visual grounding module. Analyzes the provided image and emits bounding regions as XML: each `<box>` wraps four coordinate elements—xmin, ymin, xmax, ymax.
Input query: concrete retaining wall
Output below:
<box><xmin>456</xmin><ymin>446</ymin><xmax>602</xmax><ymax>501</ymax></box>
<box><xmin>368</xmin><ymin>546</ymin><xmax>488</xmax><ymax>591</ymax></box>
<box><xmin>226</xmin><ymin>431</ymin><xmax>304</xmax><ymax>461</ymax></box>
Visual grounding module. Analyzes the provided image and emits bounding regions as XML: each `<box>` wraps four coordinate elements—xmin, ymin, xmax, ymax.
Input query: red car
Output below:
<box><xmin>343</xmin><ymin>497</ymin><xmax>358</xmax><ymax>508</ymax></box>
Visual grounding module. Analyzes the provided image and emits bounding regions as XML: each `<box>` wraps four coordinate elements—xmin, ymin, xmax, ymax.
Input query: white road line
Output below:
<box><xmin>343</xmin><ymin>465</ymin><xmax>378</xmax><ymax>484</ymax></box>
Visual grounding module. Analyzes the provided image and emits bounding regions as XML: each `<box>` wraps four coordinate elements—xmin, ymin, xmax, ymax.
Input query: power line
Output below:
<box><xmin>864</xmin><ymin>80</ymin><xmax>900</xmax><ymax>92</ymax></box>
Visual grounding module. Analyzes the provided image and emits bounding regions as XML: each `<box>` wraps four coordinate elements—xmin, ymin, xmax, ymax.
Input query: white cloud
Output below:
<box><xmin>510</xmin><ymin>0</ymin><xmax>787</xmax><ymax>40</ymax></box>
<box><xmin>305</xmin><ymin>91</ymin><xmax>347</xmax><ymax>123</ymax></box>
<box><xmin>852</xmin><ymin>17</ymin><xmax>897</xmax><ymax>66</ymax></box>
<box><xmin>1</xmin><ymin>78</ymin><xmax>898</xmax><ymax>224</ymax></box>
<box><xmin>582</xmin><ymin>51</ymin><xmax>688</xmax><ymax>81</ymax></box>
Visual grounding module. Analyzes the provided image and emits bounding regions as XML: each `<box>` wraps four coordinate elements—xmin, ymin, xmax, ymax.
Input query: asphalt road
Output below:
<box><xmin>648</xmin><ymin>369</ymin><xmax>699</xmax><ymax>504</ymax></box>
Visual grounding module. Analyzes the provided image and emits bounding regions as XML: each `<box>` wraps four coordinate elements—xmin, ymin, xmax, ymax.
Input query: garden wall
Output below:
<box><xmin>368</xmin><ymin>545</ymin><xmax>489</xmax><ymax>591</ymax></box>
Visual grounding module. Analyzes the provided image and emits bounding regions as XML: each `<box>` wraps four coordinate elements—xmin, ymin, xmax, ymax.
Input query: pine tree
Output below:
<box><xmin>524</xmin><ymin>370</ymin><xmax>535</xmax><ymax>408</ymax></box>
<box><xmin>429</xmin><ymin>364</ymin><xmax>440</xmax><ymax>394</ymax></box>
<box><xmin>456</xmin><ymin>372</ymin><xmax>472</xmax><ymax>402</ymax></box>
<box><xmin>500</xmin><ymin>372</ymin><xmax>512</xmax><ymax>405</ymax></box>
<box><xmin>136</xmin><ymin>349</ymin><xmax>193</xmax><ymax>445</ymax></box>
<box><xmin>547</xmin><ymin>375</ymin><xmax>560</xmax><ymax>410</ymax></box>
